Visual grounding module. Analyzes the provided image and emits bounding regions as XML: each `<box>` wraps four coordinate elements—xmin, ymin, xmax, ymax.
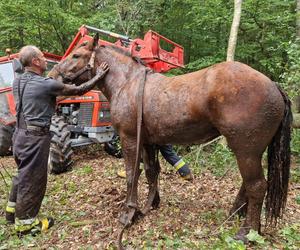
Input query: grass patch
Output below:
<box><xmin>76</xmin><ymin>165</ymin><xmax>93</xmax><ymax>175</ymax></box>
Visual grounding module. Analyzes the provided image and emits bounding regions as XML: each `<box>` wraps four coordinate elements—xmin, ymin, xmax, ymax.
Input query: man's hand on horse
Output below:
<box><xmin>96</xmin><ymin>62</ymin><xmax>109</xmax><ymax>78</ymax></box>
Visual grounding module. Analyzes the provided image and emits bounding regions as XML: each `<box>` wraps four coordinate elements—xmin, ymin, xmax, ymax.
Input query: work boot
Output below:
<box><xmin>117</xmin><ymin>164</ymin><xmax>144</xmax><ymax>178</ymax></box>
<box><xmin>15</xmin><ymin>217</ymin><xmax>54</xmax><ymax>237</ymax></box>
<box><xmin>5</xmin><ymin>202</ymin><xmax>16</xmax><ymax>224</ymax></box>
<box><xmin>176</xmin><ymin>163</ymin><xmax>193</xmax><ymax>181</ymax></box>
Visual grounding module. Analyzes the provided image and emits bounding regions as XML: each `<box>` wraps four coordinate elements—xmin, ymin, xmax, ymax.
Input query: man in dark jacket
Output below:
<box><xmin>5</xmin><ymin>45</ymin><xmax>109</xmax><ymax>236</ymax></box>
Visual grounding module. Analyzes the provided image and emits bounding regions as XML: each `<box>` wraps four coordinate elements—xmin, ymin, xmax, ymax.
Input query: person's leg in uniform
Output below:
<box><xmin>158</xmin><ymin>144</ymin><xmax>193</xmax><ymax>181</ymax></box>
<box><xmin>5</xmin><ymin>176</ymin><xmax>18</xmax><ymax>223</ymax></box>
<box><xmin>6</xmin><ymin>130</ymin><xmax>20</xmax><ymax>223</ymax></box>
<box><xmin>11</xmin><ymin>129</ymin><xmax>53</xmax><ymax>236</ymax></box>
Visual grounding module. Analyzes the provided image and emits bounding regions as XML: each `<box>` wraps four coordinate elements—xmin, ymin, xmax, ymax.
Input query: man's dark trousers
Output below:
<box><xmin>158</xmin><ymin>144</ymin><xmax>181</xmax><ymax>166</ymax></box>
<box><xmin>8</xmin><ymin>128</ymin><xmax>50</xmax><ymax>220</ymax></box>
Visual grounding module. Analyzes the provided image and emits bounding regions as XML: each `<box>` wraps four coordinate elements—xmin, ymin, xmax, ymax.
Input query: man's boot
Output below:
<box><xmin>15</xmin><ymin>217</ymin><xmax>54</xmax><ymax>237</ymax></box>
<box><xmin>5</xmin><ymin>201</ymin><xmax>15</xmax><ymax>224</ymax></box>
<box><xmin>175</xmin><ymin>160</ymin><xmax>193</xmax><ymax>181</ymax></box>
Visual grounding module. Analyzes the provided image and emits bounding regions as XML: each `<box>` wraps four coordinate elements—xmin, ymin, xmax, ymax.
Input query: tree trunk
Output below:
<box><xmin>227</xmin><ymin>0</ymin><xmax>243</xmax><ymax>61</ymax></box>
<box><xmin>297</xmin><ymin>0</ymin><xmax>300</xmax><ymax>38</ymax></box>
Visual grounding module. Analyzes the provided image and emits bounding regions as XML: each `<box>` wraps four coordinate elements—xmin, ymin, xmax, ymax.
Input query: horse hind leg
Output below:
<box><xmin>141</xmin><ymin>144</ymin><xmax>160</xmax><ymax>215</ymax></box>
<box><xmin>233</xmin><ymin>152</ymin><xmax>267</xmax><ymax>242</ymax></box>
<box><xmin>229</xmin><ymin>182</ymin><xmax>248</xmax><ymax>218</ymax></box>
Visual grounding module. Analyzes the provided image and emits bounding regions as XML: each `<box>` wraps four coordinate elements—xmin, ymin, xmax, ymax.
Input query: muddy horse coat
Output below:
<box><xmin>49</xmin><ymin>37</ymin><xmax>292</xmax><ymax>243</ymax></box>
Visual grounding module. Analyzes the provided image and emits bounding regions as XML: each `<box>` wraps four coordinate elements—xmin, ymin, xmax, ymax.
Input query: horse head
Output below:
<box><xmin>49</xmin><ymin>34</ymin><xmax>100</xmax><ymax>85</ymax></box>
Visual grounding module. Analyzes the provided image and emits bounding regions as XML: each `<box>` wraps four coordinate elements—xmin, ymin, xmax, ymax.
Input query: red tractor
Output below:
<box><xmin>0</xmin><ymin>25</ymin><xmax>184</xmax><ymax>173</ymax></box>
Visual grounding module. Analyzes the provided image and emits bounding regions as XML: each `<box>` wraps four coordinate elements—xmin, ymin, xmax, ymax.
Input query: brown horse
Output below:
<box><xmin>49</xmin><ymin>36</ymin><xmax>292</xmax><ymax>242</ymax></box>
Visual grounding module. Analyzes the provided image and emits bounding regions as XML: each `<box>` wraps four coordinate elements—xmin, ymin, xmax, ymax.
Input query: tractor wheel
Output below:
<box><xmin>104</xmin><ymin>134</ymin><xmax>122</xmax><ymax>158</ymax></box>
<box><xmin>0</xmin><ymin>124</ymin><xmax>14</xmax><ymax>156</ymax></box>
<box><xmin>49</xmin><ymin>115</ymin><xmax>73</xmax><ymax>174</ymax></box>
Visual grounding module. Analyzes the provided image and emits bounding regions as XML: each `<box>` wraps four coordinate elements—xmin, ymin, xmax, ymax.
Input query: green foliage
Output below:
<box><xmin>0</xmin><ymin>0</ymin><xmax>83</xmax><ymax>54</ymax></box>
<box><xmin>237</xmin><ymin>0</ymin><xmax>296</xmax><ymax>80</ymax></box>
<box><xmin>77</xmin><ymin>165</ymin><xmax>93</xmax><ymax>175</ymax></box>
<box><xmin>280</xmin><ymin>39</ymin><xmax>300</xmax><ymax>97</ymax></box>
<box><xmin>206</xmin><ymin>143</ymin><xmax>235</xmax><ymax>176</ymax></box>
<box><xmin>0</xmin><ymin>0</ymin><xmax>297</xmax><ymax>87</ymax></box>
<box><xmin>177</xmin><ymin>139</ymin><xmax>236</xmax><ymax>177</ymax></box>
<box><xmin>224</xmin><ymin>236</ymin><xmax>246</xmax><ymax>250</ymax></box>
<box><xmin>184</xmin><ymin>56</ymin><xmax>224</xmax><ymax>72</ymax></box>
<box><xmin>291</xmin><ymin>130</ymin><xmax>300</xmax><ymax>158</ymax></box>
<box><xmin>279</xmin><ymin>224</ymin><xmax>300</xmax><ymax>249</ymax></box>
<box><xmin>290</xmin><ymin>167</ymin><xmax>300</xmax><ymax>183</ymax></box>
<box><xmin>210</xmin><ymin>226</ymin><xmax>246</xmax><ymax>250</ymax></box>
<box><xmin>0</xmin><ymin>0</ymin><xmax>297</xmax><ymax>99</ymax></box>
<box><xmin>246</xmin><ymin>229</ymin><xmax>266</xmax><ymax>245</ymax></box>
<box><xmin>296</xmin><ymin>195</ymin><xmax>300</xmax><ymax>204</ymax></box>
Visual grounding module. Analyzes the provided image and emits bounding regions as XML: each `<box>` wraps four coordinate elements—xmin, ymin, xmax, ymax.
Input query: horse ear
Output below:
<box><xmin>86</xmin><ymin>33</ymin><xmax>99</xmax><ymax>51</ymax></box>
<box><xmin>93</xmin><ymin>33</ymin><xmax>99</xmax><ymax>49</ymax></box>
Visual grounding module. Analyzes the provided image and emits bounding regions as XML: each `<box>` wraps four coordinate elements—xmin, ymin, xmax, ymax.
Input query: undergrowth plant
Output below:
<box><xmin>291</xmin><ymin>130</ymin><xmax>300</xmax><ymax>160</ymax></box>
<box><xmin>175</xmin><ymin>128</ymin><xmax>300</xmax><ymax>180</ymax></box>
<box><xmin>174</xmin><ymin>138</ymin><xmax>236</xmax><ymax>177</ymax></box>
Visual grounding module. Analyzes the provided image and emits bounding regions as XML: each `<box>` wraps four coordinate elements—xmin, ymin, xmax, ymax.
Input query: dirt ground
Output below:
<box><xmin>0</xmin><ymin>145</ymin><xmax>299</xmax><ymax>249</ymax></box>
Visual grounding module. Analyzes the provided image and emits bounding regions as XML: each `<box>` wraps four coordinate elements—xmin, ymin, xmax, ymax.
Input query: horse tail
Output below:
<box><xmin>266</xmin><ymin>83</ymin><xmax>293</xmax><ymax>225</ymax></box>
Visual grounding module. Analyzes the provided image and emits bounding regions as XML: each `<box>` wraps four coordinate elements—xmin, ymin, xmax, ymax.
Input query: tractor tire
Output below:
<box><xmin>104</xmin><ymin>134</ymin><xmax>122</xmax><ymax>158</ymax></box>
<box><xmin>49</xmin><ymin>115</ymin><xmax>73</xmax><ymax>174</ymax></box>
<box><xmin>0</xmin><ymin>124</ymin><xmax>14</xmax><ymax>156</ymax></box>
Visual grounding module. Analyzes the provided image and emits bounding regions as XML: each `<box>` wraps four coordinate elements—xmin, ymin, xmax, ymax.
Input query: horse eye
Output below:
<box><xmin>72</xmin><ymin>54</ymin><xmax>80</xmax><ymax>59</ymax></box>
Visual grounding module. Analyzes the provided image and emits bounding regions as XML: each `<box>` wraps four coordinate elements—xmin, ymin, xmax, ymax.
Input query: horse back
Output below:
<box><xmin>142</xmin><ymin>61</ymin><xmax>284</xmax><ymax>145</ymax></box>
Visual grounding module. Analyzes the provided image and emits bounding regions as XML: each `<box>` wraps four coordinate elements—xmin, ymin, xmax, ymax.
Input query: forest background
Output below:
<box><xmin>0</xmin><ymin>0</ymin><xmax>299</xmax><ymax>95</ymax></box>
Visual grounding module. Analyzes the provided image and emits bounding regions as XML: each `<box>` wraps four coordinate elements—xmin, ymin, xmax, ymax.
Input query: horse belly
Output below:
<box><xmin>144</xmin><ymin>117</ymin><xmax>220</xmax><ymax>145</ymax></box>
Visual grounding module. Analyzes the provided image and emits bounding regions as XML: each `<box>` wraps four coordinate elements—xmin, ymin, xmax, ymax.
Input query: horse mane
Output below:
<box><xmin>100</xmin><ymin>44</ymin><xmax>148</xmax><ymax>67</ymax></box>
<box><xmin>102</xmin><ymin>44</ymin><xmax>132</xmax><ymax>57</ymax></box>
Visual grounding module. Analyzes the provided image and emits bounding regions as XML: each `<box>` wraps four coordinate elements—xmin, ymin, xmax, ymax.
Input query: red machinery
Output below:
<box><xmin>63</xmin><ymin>25</ymin><xmax>184</xmax><ymax>72</ymax></box>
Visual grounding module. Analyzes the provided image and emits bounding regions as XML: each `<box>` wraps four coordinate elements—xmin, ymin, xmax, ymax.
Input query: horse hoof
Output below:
<box><xmin>119</xmin><ymin>208</ymin><xmax>142</xmax><ymax>226</ymax></box>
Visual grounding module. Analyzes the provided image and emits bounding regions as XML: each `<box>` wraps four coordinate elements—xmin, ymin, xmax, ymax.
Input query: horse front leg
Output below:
<box><xmin>119</xmin><ymin>136</ymin><xmax>142</xmax><ymax>226</ymax></box>
<box><xmin>141</xmin><ymin>144</ymin><xmax>160</xmax><ymax>215</ymax></box>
